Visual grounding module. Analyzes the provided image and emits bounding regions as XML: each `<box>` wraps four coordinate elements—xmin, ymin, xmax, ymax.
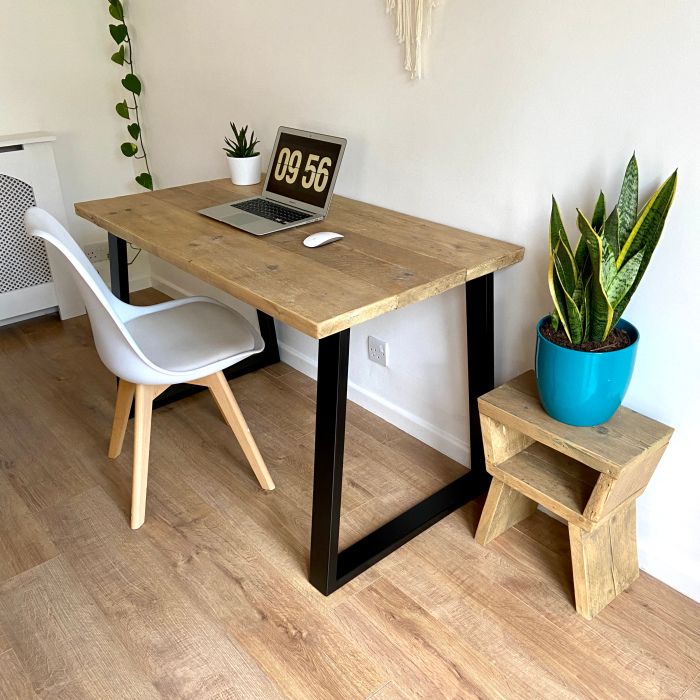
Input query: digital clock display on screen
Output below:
<box><xmin>265</xmin><ymin>133</ymin><xmax>343</xmax><ymax>209</ymax></box>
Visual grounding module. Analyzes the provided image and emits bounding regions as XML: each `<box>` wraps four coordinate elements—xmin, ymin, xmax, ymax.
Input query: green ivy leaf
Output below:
<box><xmin>108</xmin><ymin>2</ymin><xmax>124</xmax><ymax>21</ymax></box>
<box><xmin>111</xmin><ymin>45</ymin><xmax>125</xmax><ymax>66</ymax></box>
<box><xmin>121</xmin><ymin>73</ymin><xmax>142</xmax><ymax>96</ymax></box>
<box><xmin>127</xmin><ymin>122</ymin><xmax>140</xmax><ymax>140</ymax></box>
<box><xmin>135</xmin><ymin>172</ymin><xmax>153</xmax><ymax>190</ymax></box>
<box><xmin>121</xmin><ymin>142</ymin><xmax>138</xmax><ymax>157</ymax></box>
<box><xmin>109</xmin><ymin>23</ymin><xmax>127</xmax><ymax>44</ymax></box>
<box><xmin>115</xmin><ymin>100</ymin><xmax>130</xmax><ymax>118</ymax></box>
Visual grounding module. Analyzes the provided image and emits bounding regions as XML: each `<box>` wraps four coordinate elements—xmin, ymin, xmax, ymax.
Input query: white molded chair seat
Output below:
<box><xmin>125</xmin><ymin>297</ymin><xmax>260</xmax><ymax>375</ymax></box>
<box><xmin>24</xmin><ymin>207</ymin><xmax>274</xmax><ymax>529</ymax></box>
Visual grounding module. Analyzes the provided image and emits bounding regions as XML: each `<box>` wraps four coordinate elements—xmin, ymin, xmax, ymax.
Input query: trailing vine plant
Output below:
<box><xmin>108</xmin><ymin>0</ymin><xmax>153</xmax><ymax>190</ymax></box>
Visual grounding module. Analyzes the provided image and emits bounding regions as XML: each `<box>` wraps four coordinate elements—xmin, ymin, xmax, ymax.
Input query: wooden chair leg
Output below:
<box><xmin>196</xmin><ymin>371</ymin><xmax>275</xmax><ymax>491</ymax></box>
<box><xmin>131</xmin><ymin>384</ymin><xmax>156</xmax><ymax>529</ymax></box>
<box><xmin>475</xmin><ymin>478</ymin><xmax>538</xmax><ymax>545</ymax></box>
<box><xmin>108</xmin><ymin>379</ymin><xmax>135</xmax><ymax>458</ymax></box>
<box><xmin>569</xmin><ymin>501</ymin><xmax>639</xmax><ymax>619</ymax></box>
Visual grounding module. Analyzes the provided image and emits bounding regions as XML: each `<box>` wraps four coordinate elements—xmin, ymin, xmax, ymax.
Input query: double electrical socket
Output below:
<box><xmin>368</xmin><ymin>336</ymin><xmax>388</xmax><ymax>367</ymax></box>
<box><xmin>83</xmin><ymin>241</ymin><xmax>109</xmax><ymax>264</ymax></box>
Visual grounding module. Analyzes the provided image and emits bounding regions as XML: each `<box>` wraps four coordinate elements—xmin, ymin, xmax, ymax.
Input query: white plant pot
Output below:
<box><xmin>227</xmin><ymin>154</ymin><xmax>262</xmax><ymax>186</ymax></box>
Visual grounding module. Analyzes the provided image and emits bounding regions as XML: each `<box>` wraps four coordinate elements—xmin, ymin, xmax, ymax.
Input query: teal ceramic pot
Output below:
<box><xmin>535</xmin><ymin>316</ymin><xmax>639</xmax><ymax>426</ymax></box>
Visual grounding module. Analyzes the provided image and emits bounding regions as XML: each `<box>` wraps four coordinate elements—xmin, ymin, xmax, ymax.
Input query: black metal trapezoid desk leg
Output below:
<box><xmin>108</xmin><ymin>233</ymin><xmax>129</xmax><ymax>303</ymax></box>
<box><xmin>308</xmin><ymin>273</ymin><xmax>495</xmax><ymax>595</ymax></box>
<box><xmin>106</xmin><ymin>232</ymin><xmax>280</xmax><ymax>411</ymax></box>
<box><xmin>308</xmin><ymin>330</ymin><xmax>350</xmax><ymax>592</ymax></box>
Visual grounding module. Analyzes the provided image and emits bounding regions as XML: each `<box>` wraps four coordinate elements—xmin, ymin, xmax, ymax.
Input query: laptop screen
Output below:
<box><xmin>265</xmin><ymin>131</ymin><xmax>344</xmax><ymax>210</ymax></box>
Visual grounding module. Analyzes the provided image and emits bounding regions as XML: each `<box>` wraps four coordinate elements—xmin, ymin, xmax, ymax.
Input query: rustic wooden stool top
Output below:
<box><xmin>474</xmin><ymin>371</ymin><xmax>673</xmax><ymax>618</ymax></box>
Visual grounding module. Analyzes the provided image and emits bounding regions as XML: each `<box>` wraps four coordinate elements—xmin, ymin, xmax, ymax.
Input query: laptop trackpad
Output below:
<box><xmin>224</xmin><ymin>213</ymin><xmax>259</xmax><ymax>226</ymax></box>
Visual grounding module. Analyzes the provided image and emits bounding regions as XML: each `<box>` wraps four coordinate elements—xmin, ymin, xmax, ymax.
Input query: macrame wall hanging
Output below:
<box><xmin>385</xmin><ymin>0</ymin><xmax>440</xmax><ymax>79</ymax></box>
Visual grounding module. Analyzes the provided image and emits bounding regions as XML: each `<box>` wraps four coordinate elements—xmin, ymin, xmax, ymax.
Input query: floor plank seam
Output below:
<box><xmin>364</xmin><ymin>680</ymin><xmax>394</xmax><ymax>699</ymax></box>
<box><xmin>0</xmin><ymin>553</ymin><xmax>62</xmax><ymax>589</ymax></box>
<box><xmin>679</xmin><ymin>671</ymin><xmax>700</xmax><ymax>700</ymax></box>
<box><xmin>329</xmin><ymin>573</ymin><xmax>386</xmax><ymax>611</ymax></box>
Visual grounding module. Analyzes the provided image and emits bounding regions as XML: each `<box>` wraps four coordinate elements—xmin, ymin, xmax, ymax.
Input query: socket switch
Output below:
<box><xmin>83</xmin><ymin>241</ymin><xmax>109</xmax><ymax>264</ymax></box>
<box><xmin>368</xmin><ymin>336</ymin><xmax>388</xmax><ymax>367</ymax></box>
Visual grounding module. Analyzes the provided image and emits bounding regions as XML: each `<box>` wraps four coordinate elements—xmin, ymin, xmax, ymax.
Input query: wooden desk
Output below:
<box><xmin>76</xmin><ymin>179</ymin><xmax>524</xmax><ymax>594</ymax></box>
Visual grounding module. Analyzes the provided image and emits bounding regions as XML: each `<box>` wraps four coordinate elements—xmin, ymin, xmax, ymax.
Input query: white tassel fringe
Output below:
<box><xmin>385</xmin><ymin>0</ymin><xmax>440</xmax><ymax>79</ymax></box>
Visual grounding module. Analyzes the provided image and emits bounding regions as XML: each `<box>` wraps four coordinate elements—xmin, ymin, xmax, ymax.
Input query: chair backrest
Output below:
<box><xmin>24</xmin><ymin>207</ymin><xmax>155</xmax><ymax>381</ymax></box>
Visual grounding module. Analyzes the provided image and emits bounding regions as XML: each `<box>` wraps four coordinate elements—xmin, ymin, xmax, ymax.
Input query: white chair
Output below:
<box><xmin>25</xmin><ymin>207</ymin><xmax>274</xmax><ymax>528</ymax></box>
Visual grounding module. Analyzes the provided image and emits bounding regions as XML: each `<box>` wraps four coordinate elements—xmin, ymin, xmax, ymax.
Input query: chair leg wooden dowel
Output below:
<box><xmin>200</xmin><ymin>371</ymin><xmax>275</xmax><ymax>491</ymax></box>
<box><xmin>108</xmin><ymin>379</ymin><xmax>135</xmax><ymax>459</ymax></box>
<box><xmin>131</xmin><ymin>384</ymin><xmax>155</xmax><ymax>529</ymax></box>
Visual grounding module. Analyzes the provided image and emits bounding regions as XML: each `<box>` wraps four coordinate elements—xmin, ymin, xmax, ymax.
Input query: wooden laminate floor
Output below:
<box><xmin>0</xmin><ymin>289</ymin><xmax>698</xmax><ymax>700</ymax></box>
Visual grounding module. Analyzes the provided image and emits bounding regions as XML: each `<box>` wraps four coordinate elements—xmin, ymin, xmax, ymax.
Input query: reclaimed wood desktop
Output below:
<box><xmin>75</xmin><ymin>178</ymin><xmax>524</xmax><ymax>594</ymax></box>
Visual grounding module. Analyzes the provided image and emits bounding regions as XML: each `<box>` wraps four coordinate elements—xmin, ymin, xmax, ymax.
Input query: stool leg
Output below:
<box><xmin>475</xmin><ymin>478</ymin><xmax>538</xmax><ymax>545</ymax></box>
<box><xmin>569</xmin><ymin>500</ymin><xmax>639</xmax><ymax>619</ymax></box>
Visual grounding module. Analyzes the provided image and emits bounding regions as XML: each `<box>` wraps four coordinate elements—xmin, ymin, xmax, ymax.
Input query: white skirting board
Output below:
<box><xmin>0</xmin><ymin>282</ymin><xmax>56</xmax><ymax>324</ymax></box>
<box><xmin>125</xmin><ymin>275</ymin><xmax>151</xmax><ymax>294</ymax></box>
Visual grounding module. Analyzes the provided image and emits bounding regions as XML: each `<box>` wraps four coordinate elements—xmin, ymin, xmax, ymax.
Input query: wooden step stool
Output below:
<box><xmin>474</xmin><ymin>371</ymin><xmax>673</xmax><ymax>619</ymax></box>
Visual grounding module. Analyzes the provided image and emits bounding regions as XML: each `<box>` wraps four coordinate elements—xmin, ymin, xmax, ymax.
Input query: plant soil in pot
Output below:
<box><xmin>223</xmin><ymin>122</ymin><xmax>262</xmax><ymax>185</ymax></box>
<box><xmin>537</xmin><ymin>154</ymin><xmax>677</xmax><ymax>427</ymax></box>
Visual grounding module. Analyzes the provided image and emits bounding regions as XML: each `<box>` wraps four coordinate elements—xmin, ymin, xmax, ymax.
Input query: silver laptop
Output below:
<box><xmin>198</xmin><ymin>127</ymin><xmax>347</xmax><ymax>235</ymax></box>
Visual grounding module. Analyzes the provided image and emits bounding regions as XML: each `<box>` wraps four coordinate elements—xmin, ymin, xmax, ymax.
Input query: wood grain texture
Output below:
<box><xmin>681</xmin><ymin>676</ymin><xmax>700</xmax><ymax>699</ymax></box>
<box><xmin>477</xmin><ymin>371</ymin><xmax>674</xmax><ymax>618</ymax></box>
<box><xmin>108</xmin><ymin>379</ymin><xmax>135</xmax><ymax>458</ymax></box>
<box><xmin>0</xmin><ymin>624</ymin><xmax>10</xmax><ymax>655</ymax></box>
<box><xmin>480</xmin><ymin>413</ymin><xmax>535</xmax><ymax>466</ymax></box>
<box><xmin>490</xmin><ymin>444</ymin><xmax>599</xmax><ymax>529</ymax></box>
<box><xmin>41</xmin><ymin>487</ymin><xmax>285</xmax><ymax>699</ymax></box>
<box><xmin>0</xmin><ymin>556</ymin><xmax>159</xmax><ymax>699</ymax></box>
<box><xmin>478</xmin><ymin>371</ymin><xmax>674</xmax><ymax>477</ymax></box>
<box><xmin>131</xmin><ymin>383</ymin><xmax>156</xmax><ymax>529</ymax></box>
<box><xmin>332</xmin><ymin>576</ymin><xmax>518</xmax><ymax>699</ymax></box>
<box><xmin>75</xmin><ymin>178</ymin><xmax>524</xmax><ymax>338</ymax></box>
<box><xmin>484</xmin><ymin>510</ymin><xmax>700</xmax><ymax>699</ymax></box>
<box><xmin>584</xmin><ymin>444</ymin><xmax>667</xmax><ymax>520</ymax></box>
<box><xmin>475</xmin><ymin>478</ymin><xmax>538</xmax><ymax>545</ymax></box>
<box><xmin>0</xmin><ymin>291</ymin><xmax>697</xmax><ymax>699</ymax></box>
<box><xmin>0</xmin><ymin>649</ymin><xmax>38</xmax><ymax>699</ymax></box>
<box><xmin>569</xmin><ymin>501</ymin><xmax>639</xmax><ymax>620</ymax></box>
<box><xmin>0</xmin><ymin>471</ymin><xmax>58</xmax><ymax>583</ymax></box>
<box><xmin>367</xmin><ymin>682</ymin><xmax>411</xmax><ymax>700</ymax></box>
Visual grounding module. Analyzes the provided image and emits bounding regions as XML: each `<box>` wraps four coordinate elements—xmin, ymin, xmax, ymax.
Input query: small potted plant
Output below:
<box><xmin>223</xmin><ymin>122</ymin><xmax>261</xmax><ymax>185</ymax></box>
<box><xmin>536</xmin><ymin>154</ymin><xmax>677</xmax><ymax>426</ymax></box>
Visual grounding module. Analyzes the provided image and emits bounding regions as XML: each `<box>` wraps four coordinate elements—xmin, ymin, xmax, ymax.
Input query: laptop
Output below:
<box><xmin>198</xmin><ymin>127</ymin><xmax>347</xmax><ymax>235</ymax></box>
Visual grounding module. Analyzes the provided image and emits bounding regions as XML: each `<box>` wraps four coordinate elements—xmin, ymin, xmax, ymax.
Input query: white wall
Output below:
<box><xmin>24</xmin><ymin>1</ymin><xmax>697</xmax><ymax>600</ymax></box>
<box><xmin>0</xmin><ymin>1</ymin><xmax>151</xmax><ymax>287</ymax></box>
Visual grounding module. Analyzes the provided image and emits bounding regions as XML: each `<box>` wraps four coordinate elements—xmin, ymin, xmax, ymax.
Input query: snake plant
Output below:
<box><xmin>548</xmin><ymin>155</ymin><xmax>677</xmax><ymax>345</ymax></box>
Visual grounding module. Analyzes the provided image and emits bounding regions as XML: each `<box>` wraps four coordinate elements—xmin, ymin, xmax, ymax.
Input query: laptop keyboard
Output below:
<box><xmin>232</xmin><ymin>198</ymin><xmax>311</xmax><ymax>224</ymax></box>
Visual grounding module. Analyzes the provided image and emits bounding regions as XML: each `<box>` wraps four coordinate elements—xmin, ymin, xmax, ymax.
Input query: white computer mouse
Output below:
<box><xmin>303</xmin><ymin>231</ymin><xmax>344</xmax><ymax>248</ymax></box>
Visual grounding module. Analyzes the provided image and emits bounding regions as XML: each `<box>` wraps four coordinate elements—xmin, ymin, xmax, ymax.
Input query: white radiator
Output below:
<box><xmin>0</xmin><ymin>133</ymin><xmax>84</xmax><ymax>323</ymax></box>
